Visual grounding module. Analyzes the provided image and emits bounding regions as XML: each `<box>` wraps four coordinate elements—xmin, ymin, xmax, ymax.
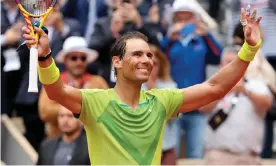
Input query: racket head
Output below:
<box><xmin>15</xmin><ymin>0</ymin><xmax>57</xmax><ymax>17</ymax></box>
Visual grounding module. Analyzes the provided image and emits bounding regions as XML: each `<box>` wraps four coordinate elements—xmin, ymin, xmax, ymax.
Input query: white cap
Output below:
<box><xmin>172</xmin><ymin>0</ymin><xmax>198</xmax><ymax>15</ymax></box>
<box><xmin>170</xmin><ymin>0</ymin><xmax>218</xmax><ymax>29</ymax></box>
<box><xmin>56</xmin><ymin>36</ymin><xmax>98</xmax><ymax>64</ymax></box>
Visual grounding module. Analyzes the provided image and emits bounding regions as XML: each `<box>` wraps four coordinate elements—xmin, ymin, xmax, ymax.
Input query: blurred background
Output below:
<box><xmin>1</xmin><ymin>0</ymin><xmax>276</xmax><ymax>165</ymax></box>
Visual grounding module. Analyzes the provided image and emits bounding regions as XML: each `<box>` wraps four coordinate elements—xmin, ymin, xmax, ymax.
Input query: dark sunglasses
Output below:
<box><xmin>69</xmin><ymin>56</ymin><xmax>87</xmax><ymax>62</ymax></box>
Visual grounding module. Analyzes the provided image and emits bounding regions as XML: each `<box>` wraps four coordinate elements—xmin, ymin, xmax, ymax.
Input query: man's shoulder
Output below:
<box><xmin>81</xmin><ymin>88</ymin><xmax>112</xmax><ymax>93</ymax></box>
<box><xmin>144</xmin><ymin>88</ymin><xmax>162</xmax><ymax>96</ymax></box>
<box><xmin>145</xmin><ymin>88</ymin><xmax>181</xmax><ymax>94</ymax></box>
<box><xmin>80</xmin><ymin>88</ymin><xmax>114</xmax><ymax>100</ymax></box>
<box><xmin>144</xmin><ymin>88</ymin><xmax>183</xmax><ymax>101</ymax></box>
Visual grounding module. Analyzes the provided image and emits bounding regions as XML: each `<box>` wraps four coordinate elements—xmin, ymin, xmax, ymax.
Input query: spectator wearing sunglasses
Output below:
<box><xmin>38</xmin><ymin>36</ymin><xmax>109</xmax><ymax>138</ymax></box>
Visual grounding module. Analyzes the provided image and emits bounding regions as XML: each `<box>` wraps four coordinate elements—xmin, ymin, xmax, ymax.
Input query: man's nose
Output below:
<box><xmin>141</xmin><ymin>54</ymin><xmax>151</xmax><ymax>63</ymax></box>
<box><xmin>76</xmin><ymin>59</ymin><xmax>85</xmax><ymax>64</ymax></box>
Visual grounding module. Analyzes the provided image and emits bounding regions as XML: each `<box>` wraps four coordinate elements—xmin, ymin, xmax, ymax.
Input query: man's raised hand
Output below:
<box><xmin>240</xmin><ymin>5</ymin><xmax>262</xmax><ymax>46</ymax></box>
<box><xmin>22</xmin><ymin>26</ymin><xmax>51</xmax><ymax>57</ymax></box>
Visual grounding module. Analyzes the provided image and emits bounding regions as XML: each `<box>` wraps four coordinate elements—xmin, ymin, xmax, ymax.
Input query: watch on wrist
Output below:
<box><xmin>38</xmin><ymin>51</ymin><xmax>52</xmax><ymax>61</ymax></box>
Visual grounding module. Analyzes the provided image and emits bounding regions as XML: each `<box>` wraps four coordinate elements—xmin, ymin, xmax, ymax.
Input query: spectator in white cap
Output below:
<box><xmin>160</xmin><ymin>0</ymin><xmax>223</xmax><ymax>159</ymax></box>
<box><xmin>38</xmin><ymin>36</ymin><xmax>109</xmax><ymax>138</ymax></box>
<box><xmin>55</xmin><ymin>36</ymin><xmax>99</xmax><ymax>65</ymax></box>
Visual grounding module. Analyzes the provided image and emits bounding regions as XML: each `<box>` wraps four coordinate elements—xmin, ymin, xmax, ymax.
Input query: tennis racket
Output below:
<box><xmin>15</xmin><ymin>0</ymin><xmax>57</xmax><ymax>93</ymax></box>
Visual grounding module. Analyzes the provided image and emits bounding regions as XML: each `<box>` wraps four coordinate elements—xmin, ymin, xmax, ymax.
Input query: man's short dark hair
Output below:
<box><xmin>110</xmin><ymin>31</ymin><xmax>148</xmax><ymax>59</ymax></box>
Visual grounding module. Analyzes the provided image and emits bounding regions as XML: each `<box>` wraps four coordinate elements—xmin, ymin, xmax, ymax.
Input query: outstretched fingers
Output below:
<box><xmin>256</xmin><ymin>16</ymin><xmax>262</xmax><ymax>24</ymax></box>
<box><xmin>240</xmin><ymin>8</ymin><xmax>245</xmax><ymax>21</ymax></box>
<box><xmin>248</xmin><ymin>8</ymin><xmax>262</xmax><ymax>25</ymax></box>
<box><xmin>240</xmin><ymin>5</ymin><xmax>262</xmax><ymax>26</ymax></box>
<box><xmin>245</xmin><ymin>5</ymin><xmax>252</xmax><ymax>24</ymax></box>
<box><xmin>249</xmin><ymin>8</ymin><xmax>257</xmax><ymax>23</ymax></box>
<box><xmin>245</xmin><ymin>5</ymin><xmax>251</xmax><ymax>16</ymax></box>
<box><xmin>240</xmin><ymin>7</ymin><xmax>247</xmax><ymax>26</ymax></box>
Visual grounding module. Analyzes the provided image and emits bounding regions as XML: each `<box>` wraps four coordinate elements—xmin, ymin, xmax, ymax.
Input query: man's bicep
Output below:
<box><xmin>58</xmin><ymin>85</ymin><xmax>82</xmax><ymax>114</ymax></box>
<box><xmin>180</xmin><ymin>83</ymin><xmax>220</xmax><ymax>113</ymax></box>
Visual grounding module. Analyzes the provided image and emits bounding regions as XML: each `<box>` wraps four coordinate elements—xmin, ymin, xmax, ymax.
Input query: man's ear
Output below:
<box><xmin>112</xmin><ymin>56</ymin><xmax>122</xmax><ymax>69</ymax></box>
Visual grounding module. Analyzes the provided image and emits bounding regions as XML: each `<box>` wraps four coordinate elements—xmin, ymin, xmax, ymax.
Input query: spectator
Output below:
<box><xmin>137</xmin><ymin>0</ymin><xmax>175</xmax><ymax>40</ymax></box>
<box><xmin>14</xmin><ymin>26</ymin><xmax>49</xmax><ymax>152</ymax></box>
<box><xmin>14</xmin><ymin>3</ymin><xmax>83</xmax><ymax>148</ymax></box>
<box><xmin>88</xmin><ymin>0</ymin><xmax>159</xmax><ymax>87</ymax></box>
<box><xmin>1</xmin><ymin>0</ymin><xmax>24</xmax><ymax>116</ymax></box>
<box><xmin>160</xmin><ymin>0</ymin><xmax>223</xmax><ymax>158</ymax></box>
<box><xmin>232</xmin><ymin>22</ymin><xmax>276</xmax><ymax>158</ymax></box>
<box><xmin>39</xmin><ymin>36</ymin><xmax>109</xmax><ymax>138</ymax></box>
<box><xmin>1</xmin><ymin>0</ymin><xmax>45</xmax><ymax>152</ymax></box>
<box><xmin>37</xmin><ymin>106</ymin><xmax>90</xmax><ymax>165</ymax></box>
<box><xmin>142</xmin><ymin>44</ymin><xmax>177</xmax><ymax>164</ymax></box>
<box><xmin>201</xmin><ymin>46</ymin><xmax>273</xmax><ymax>165</ymax></box>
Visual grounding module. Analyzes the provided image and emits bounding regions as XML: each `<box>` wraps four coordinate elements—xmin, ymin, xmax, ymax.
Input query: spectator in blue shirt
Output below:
<box><xmin>160</xmin><ymin>0</ymin><xmax>223</xmax><ymax>158</ymax></box>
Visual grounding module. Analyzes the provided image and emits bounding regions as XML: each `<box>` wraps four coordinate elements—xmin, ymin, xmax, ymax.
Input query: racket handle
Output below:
<box><xmin>28</xmin><ymin>47</ymin><xmax>38</xmax><ymax>93</ymax></box>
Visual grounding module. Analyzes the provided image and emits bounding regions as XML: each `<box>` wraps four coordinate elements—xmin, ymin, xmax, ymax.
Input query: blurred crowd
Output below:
<box><xmin>1</xmin><ymin>0</ymin><xmax>276</xmax><ymax>165</ymax></box>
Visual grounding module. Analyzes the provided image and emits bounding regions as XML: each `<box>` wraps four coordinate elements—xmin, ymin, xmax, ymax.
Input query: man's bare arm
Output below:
<box><xmin>38</xmin><ymin>87</ymin><xmax>61</xmax><ymax>121</ymax></box>
<box><xmin>40</xmin><ymin>56</ymin><xmax>82</xmax><ymax>114</ymax></box>
<box><xmin>180</xmin><ymin>58</ymin><xmax>249</xmax><ymax>113</ymax></box>
<box><xmin>23</xmin><ymin>27</ymin><xmax>82</xmax><ymax>114</ymax></box>
<box><xmin>179</xmin><ymin>7</ymin><xmax>263</xmax><ymax>113</ymax></box>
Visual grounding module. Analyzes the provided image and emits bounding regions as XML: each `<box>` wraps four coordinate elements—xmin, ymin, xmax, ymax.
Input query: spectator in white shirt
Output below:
<box><xmin>200</xmin><ymin>46</ymin><xmax>274</xmax><ymax>165</ymax></box>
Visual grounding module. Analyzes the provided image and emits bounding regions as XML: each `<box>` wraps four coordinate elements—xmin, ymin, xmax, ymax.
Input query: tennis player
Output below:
<box><xmin>22</xmin><ymin>6</ymin><xmax>262</xmax><ymax>165</ymax></box>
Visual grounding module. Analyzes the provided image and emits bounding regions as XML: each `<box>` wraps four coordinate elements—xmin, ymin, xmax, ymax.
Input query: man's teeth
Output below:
<box><xmin>137</xmin><ymin>68</ymin><xmax>148</xmax><ymax>72</ymax></box>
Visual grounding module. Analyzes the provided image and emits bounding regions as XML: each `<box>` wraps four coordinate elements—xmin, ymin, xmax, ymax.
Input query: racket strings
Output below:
<box><xmin>21</xmin><ymin>0</ymin><xmax>53</xmax><ymax>15</ymax></box>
